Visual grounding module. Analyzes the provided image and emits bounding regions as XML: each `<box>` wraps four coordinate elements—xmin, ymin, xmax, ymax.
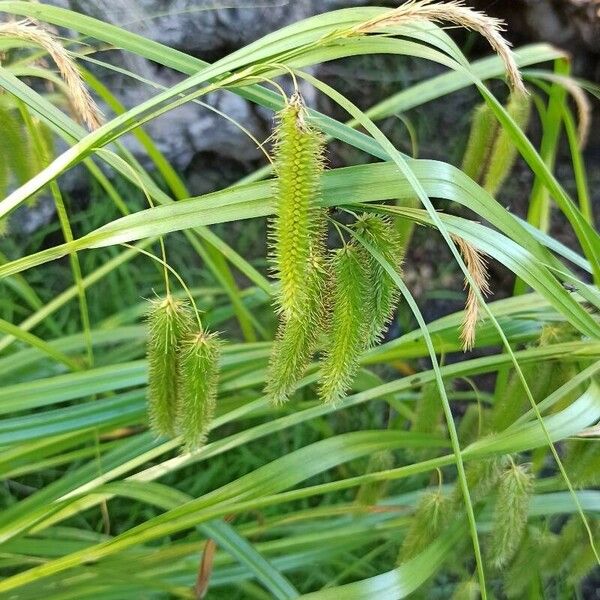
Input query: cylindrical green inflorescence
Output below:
<box><xmin>399</xmin><ymin>491</ymin><xmax>451</xmax><ymax>562</ymax></box>
<box><xmin>266</xmin><ymin>255</ymin><xmax>327</xmax><ymax>404</ymax></box>
<box><xmin>353</xmin><ymin>213</ymin><xmax>404</xmax><ymax>347</ymax></box>
<box><xmin>319</xmin><ymin>245</ymin><xmax>370</xmax><ymax>404</ymax></box>
<box><xmin>146</xmin><ymin>295</ymin><xmax>194</xmax><ymax>436</ymax></box>
<box><xmin>462</xmin><ymin>102</ymin><xmax>497</xmax><ymax>182</ymax></box>
<box><xmin>270</xmin><ymin>93</ymin><xmax>325</xmax><ymax>320</ymax></box>
<box><xmin>491</xmin><ymin>462</ymin><xmax>533</xmax><ymax>568</ymax></box>
<box><xmin>462</xmin><ymin>93</ymin><xmax>532</xmax><ymax>196</ymax></box>
<box><xmin>484</xmin><ymin>92</ymin><xmax>532</xmax><ymax>196</ymax></box>
<box><xmin>176</xmin><ymin>330</ymin><xmax>221</xmax><ymax>451</ymax></box>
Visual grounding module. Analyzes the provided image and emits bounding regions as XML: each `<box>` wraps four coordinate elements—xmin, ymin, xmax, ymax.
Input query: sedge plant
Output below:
<box><xmin>0</xmin><ymin>2</ymin><xmax>598</xmax><ymax>599</ymax></box>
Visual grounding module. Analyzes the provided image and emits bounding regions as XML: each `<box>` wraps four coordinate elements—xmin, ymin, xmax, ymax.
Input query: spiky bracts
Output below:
<box><xmin>146</xmin><ymin>296</ymin><xmax>193</xmax><ymax>436</ymax></box>
<box><xmin>266</xmin><ymin>108</ymin><xmax>404</xmax><ymax>405</ymax></box>
<box><xmin>353</xmin><ymin>214</ymin><xmax>403</xmax><ymax>346</ymax></box>
<box><xmin>266</xmin><ymin>259</ymin><xmax>327</xmax><ymax>404</ymax></box>
<box><xmin>146</xmin><ymin>296</ymin><xmax>221</xmax><ymax>450</ymax></box>
<box><xmin>317</xmin><ymin>215</ymin><xmax>403</xmax><ymax>404</ymax></box>
<box><xmin>319</xmin><ymin>245</ymin><xmax>370</xmax><ymax>404</ymax></box>
<box><xmin>490</xmin><ymin>462</ymin><xmax>533</xmax><ymax>568</ymax></box>
<box><xmin>270</xmin><ymin>93</ymin><xmax>326</xmax><ymax>320</ymax></box>
<box><xmin>177</xmin><ymin>330</ymin><xmax>221</xmax><ymax>451</ymax></box>
<box><xmin>265</xmin><ymin>92</ymin><xmax>328</xmax><ymax>404</ymax></box>
<box><xmin>399</xmin><ymin>490</ymin><xmax>451</xmax><ymax>562</ymax></box>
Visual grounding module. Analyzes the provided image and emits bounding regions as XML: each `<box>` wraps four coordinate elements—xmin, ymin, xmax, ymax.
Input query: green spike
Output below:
<box><xmin>461</xmin><ymin>102</ymin><xmax>497</xmax><ymax>183</ymax></box>
<box><xmin>451</xmin><ymin>581</ymin><xmax>480</xmax><ymax>600</ymax></box>
<box><xmin>353</xmin><ymin>213</ymin><xmax>404</xmax><ymax>347</ymax></box>
<box><xmin>354</xmin><ymin>450</ymin><xmax>394</xmax><ymax>508</ymax></box>
<box><xmin>265</xmin><ymin>255</ymin><xmax>327</xmax><ymax>404</ymax></box>
<box><xmin>399</xmin><ymin>491</ymin><xmax>451</xmax><ymax>562</ymax></box>
<box><xmin>319</xmin><ymin>245</ymin><xmax>370</xmax><ymax>404</ymax></box>
<box><xmin>176</xmin><ymin>330</ymin><xmax>221</xmax><ymax>451</ymax></box>
<box><xmin>146</xmin><ymin>295</ymin><xmax>193</xmax><ymax>436</ymax></box>
<box><xmin>269</xmin><ymin>93</ymin><xmax>326</xmax><ymax>320</ymax></box>
<box><xmin>484</xmin><ymin>92</ymin><xmax>532</xmax><ymax>196</ymax></box>
<box><xmin>490</xmin><ymin>462</ymin><xmax>534</xmax><ymax>568</ymax></box>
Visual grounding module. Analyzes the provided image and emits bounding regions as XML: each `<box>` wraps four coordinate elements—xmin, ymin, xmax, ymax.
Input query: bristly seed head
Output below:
<box><xmin>354</xmin><ymin>1</ymin><xmax>525</xmax><ymax>94</ymax></box>
<box><xmin>269</xmin><ymin>92</ymin><xmax>326</xmax><ymax>320</ymax></box>
<box><xmin>319</xmin><ymin>244</ymin><xmax>370</xmax><ymax>404</ymax></box>
<box><xmin>353</xmin><ymin>213</ymin><xmax>404</xmax><ymax>347</ymax></box>
<box><xmin>146</xmin><ymin>295</ymin><xmax>194</xmax><ymax>437</ymax></box>
<box><xmin>490</xmin><ymin>462</ymin><xmax>534</xmax><ymax>568</ymax></box>
<box><xmin>265</xmin><ymin>256</ymin><xmax>327</xmax><ymax>405</ymax></box>
<box><xmin>176</xmin><ymin>330</ymin><xmax>221</xmax><ymax>451</ymax></box>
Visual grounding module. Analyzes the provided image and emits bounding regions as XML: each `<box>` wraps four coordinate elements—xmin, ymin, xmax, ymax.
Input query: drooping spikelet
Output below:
<box><xmin>564</xmin><ymin>439</ymin><xmax>600</xmax><ymax>488</ymax></box>
<box><xmin>176</xmin><ymin>330</ymin><xmax>220</xmax><ymax>451</ymax></box>
<box><xmin>411</xmin><ymin>382</ymin><xmax>444</xmax><ymax>435</ymax></box>
<box><xmin>270</xmin><ymin>93</ymin><xmax>325</xmax><ymax>319</ymax></box>
<box><xmin>503</xmin><ymin>528</ymin><xmax>546</xmax><ymax>598</ymax></box>
<box><xmin>483</xmin><ymin>92</ymin><xmax>532</xmax><ymax>196</ymax></box>
<box><xmin>319</xmin><ymin>245</ymin><xmax>370</xmax><ymax>404</ymax></box>
<box><xmin>265</xmin><ymin>256</ymin><xmax>327</xmax><ymax>404</ymax></box>
<box><xmin>399</xmin><ymin>490</ymin><xmax>451</xmax><ymax>562</ymax></box>
<box><xmin>146</xmin><ymin>295</ymin><xmax>193</xmax><ymax>436</ymax></box>
<box><xmin>353</xmin><ymin>213</ymin><xmax>403</xmax><ymax>347</ymax></box>
<box><xmin>453</xmin><ymin>234</ymin><xmax>491</xmax><ymax>351</ymax></box>
<box><xmin>462</xmin><ymin>102</ymin><xmax>497</xmax><ymax>182</ymax></box>
<box><xmin>490</xmin><ymin>462</ymin><xmax>533</xmax><ymax>568</ymax></box>
<box><xmin>355</xmin><ymin>1</ymin><xmax>525</xmax><ymax>94</ymax></box>
<box><xmin>0</xmin><ymin>20</ymin><xmax>103</xmax><ymax>129</ymax></box>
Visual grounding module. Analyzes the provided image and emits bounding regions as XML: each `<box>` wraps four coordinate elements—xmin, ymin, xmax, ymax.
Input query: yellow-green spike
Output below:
<box><xmin>462</xmin><ymin>102</ymin><xmax>497</xmax><ymax>183</ymax></box>
<box><xmin>176</xmin><ymin>330</ymin><xmax>220</xmax><ymax>451</ymax></box>
<box><xmin>146</xmin><ymin>295</ymin><xmax>193</xmax><ymax>436</ymax></box>
<box><xmin>490</xmin><ymin>462</ymin><xmax>533</xmax><ymax>568</ymax></box>
<box><xmin>354</xmin><ymin>213</ymin><xmax>404</xmax><ymax>346</ymax></box>
<box><xmin>265</xmin><ymin>253</ymin><xmax>327</xmax><ymax>404</ymax></box>
<box><xmin>484</xmin><ymin>92</ymin><xmax>532</xmax><ymax>196</ymax></box>
<box><xmin>269</xmin><ymin>93</ymin><xmax>325</xmax><ymax>319</ymax></box>
<box><xmin>319</xmin><ymin>245</ymin><xmax>370</xmax><ymax>404</ymax></box>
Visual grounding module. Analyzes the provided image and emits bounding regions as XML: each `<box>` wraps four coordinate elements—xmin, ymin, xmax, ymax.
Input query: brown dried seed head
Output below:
<box><xmin>453</xmin><ymin>234</ymin><xmax>491</xmax><ymax>351</ymax></box>
<box><xmin>0</xmin><ymin>20</ymin><xmax>103</xmax><ymax>129</ymax></box>
<box><xmin>355</xmin><ymin>0</ymin><xmax>525</xmax><ymax>94</ymax></box>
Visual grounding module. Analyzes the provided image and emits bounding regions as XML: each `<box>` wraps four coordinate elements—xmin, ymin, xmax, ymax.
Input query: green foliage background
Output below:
<box><xmin>0</xmin><ymin>2</ymin><xmax>599</xmax><ymax>598</ymax></box>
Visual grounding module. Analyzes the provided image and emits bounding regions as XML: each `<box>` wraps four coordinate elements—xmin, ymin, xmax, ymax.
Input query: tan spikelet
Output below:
<box><xmin>453</xmin><ymin>235</ymin><xmax>490</xmax><ymax>351</ymax></box>
<box><xmin>557</xmin><ymin>76</ymin><xmax>591</xmax><ymax>148</ymax></box>
<box><xmin>355</xmin><ymin>0</ymin><xmax>525</xmax><ymax>94</ymax></box>
<box><xmin>0</xmin><ymin>20</ymin><xmax>102</xmax><ymax>129</ymax></box>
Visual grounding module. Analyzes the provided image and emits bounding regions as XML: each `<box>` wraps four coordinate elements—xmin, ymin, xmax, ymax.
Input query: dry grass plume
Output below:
<box><xmin>355</xmin><ymin>0</ymin><xmax>526</xmax><ymax>94</ymax></box>
<box><xmin>453</xmin><ymin>234</ymin><xmax>491</xmax><ymax>351</ymax></box>
<box><xmin>0</xmin><ymin>20</ymin><xmax>102</xmax><ymax>129</ymax></box>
